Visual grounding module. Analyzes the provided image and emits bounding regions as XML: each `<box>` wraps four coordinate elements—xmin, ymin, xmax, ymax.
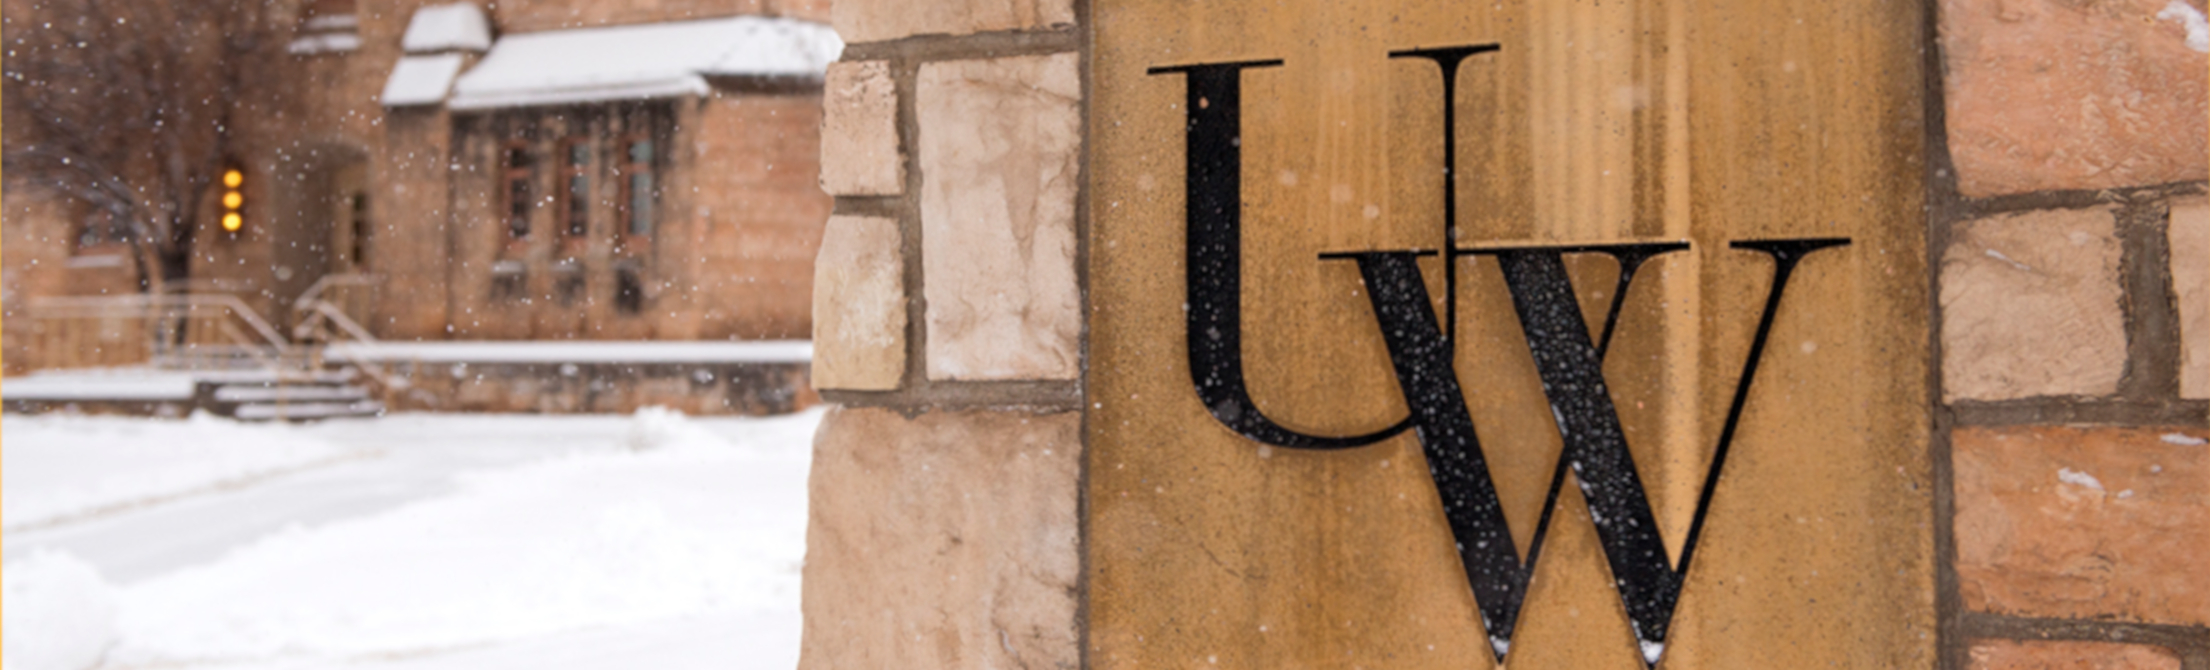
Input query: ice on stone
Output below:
<box><xmin>2057</xmin><ymin>467</ymin><xmax>2105</xmax><ymax>492</ymax></box>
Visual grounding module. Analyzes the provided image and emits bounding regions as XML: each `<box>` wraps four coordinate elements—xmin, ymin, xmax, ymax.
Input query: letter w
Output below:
<box><xmin>1343</xmin><ymin>240</ymin><xmax>1844</xmax><ymax>666</ymax></box>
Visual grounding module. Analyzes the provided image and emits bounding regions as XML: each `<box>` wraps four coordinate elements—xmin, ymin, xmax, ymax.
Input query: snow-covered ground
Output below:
<box><xmin>3</xmin><ymin>407</ymin><xmax>822</xmax><ymax>670</ymax></box>
<box><xmin>4</xmin><ymin>414</ymin><xmax>354</xmax><ymax>531</ymax></box>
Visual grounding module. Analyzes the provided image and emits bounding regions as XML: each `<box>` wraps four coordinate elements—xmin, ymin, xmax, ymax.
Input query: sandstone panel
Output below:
<box><xmin>1089</xmin><ymin>1</ymin><xmax>1934</xmax><ymax>668</ymax></box>
<box><xmin>2173</xmin><ymin>199</ymin><xmax>2209</xmax><ymax>399</ymax></box>
<box><xmin>798</xmin><ymin>407</ymin><xmax>1080</xmax><ymax>670</ymax></box>
<box><xmin>1955</xmin><ymin>426</ymin><xmax>2210</xmax><ymax>627</ymax></box>
<box><xmin>819</xmin><ymin>61</ymin><xmax>903</xmax><ymax>196</ymax></box>
<box><xmin>1942</xmin><ymin>208</ymin><xmax>2125</xmax><ymax>401</ymax></box>
<box><xmin>811</xmin><ymin>216</ymin><xmax>906</xmax><ymax>390</ymax></box>
<box><xmin>917</xmin><ymin>53</ymin><xmax>1082</xmax><ymax>381</ymax></box>
<box><xmin>1939</xmin><ymin>0</ymin><xmax>2210</xmax><ymax>197</ymax></box>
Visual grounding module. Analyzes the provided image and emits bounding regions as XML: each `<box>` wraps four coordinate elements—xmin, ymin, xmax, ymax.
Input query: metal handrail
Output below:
<box><xmin>28</xmin><ymin>293</ymin><xmax>291</xmax><ymax>353</ymax></box>
<box><xmin>293</xmin><ymin>300</ymin><xmax>379</xmax><ymax>343</ymax></box>
<box><xmin>291</xmin><ymin>273</ymin><xmax>380</xmax><ymax>313</ymax></box>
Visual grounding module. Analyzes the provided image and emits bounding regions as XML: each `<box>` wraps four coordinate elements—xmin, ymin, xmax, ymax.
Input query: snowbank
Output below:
<box><xmin>3</xmin><ymin>551</ymin><xmax>119</xmax><ymax>670</ymax></box>
<box><xmin>106</xmin><ymin>407</ymin><xmax>820</xmax><ymax>667</ymax></box>
<box><xmin>1</xmin><ymin>369</ymin><xmax>198</xmax><ymax>401</ymax></box>
<box><xmin>2</xmin><ymin>413</ymin><xmax>352</xmax><ymax>530</ymax></box>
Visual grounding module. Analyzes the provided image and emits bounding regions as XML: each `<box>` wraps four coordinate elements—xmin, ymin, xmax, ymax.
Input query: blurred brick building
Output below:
<box><xmin>5</xmin><ymin>0</ymin><xmax>839</xmax><ymax>414</ymax></box>
<box><xmin>7</xmin><ymin>0</ymin><xmax>836</xmax><ymax>342</ymax></box>
<box><xmin>279</xmin><ymin>0</ymin><xmax>835</xmax><ymax>342</ymax></box>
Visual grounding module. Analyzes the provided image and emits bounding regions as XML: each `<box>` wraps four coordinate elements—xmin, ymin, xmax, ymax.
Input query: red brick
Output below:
<box><xmin>1980</xmin><ymin>641</ymin><xmax>2183</xmax><ymax>670</ymax></box>
<box><xmin>1956</xmin><ymin>426</ymin><xmax>2210</xmax><ymax>626</ymax></box>
<box><xmin>1969</xmin><ymin>640</ymin><xmax>2180</xmax><ymax>670</ymax></box>
<box><xmin>1940</xmin><ymin>0</ymin><xmax>2209</xmax><ymax>197</ymax></box>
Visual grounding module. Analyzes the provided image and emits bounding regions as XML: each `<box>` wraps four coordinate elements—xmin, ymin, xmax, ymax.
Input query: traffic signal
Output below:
<box><xmin>220</xmin><ymin>167</ymin><xmax>245</xmax><ymax>233</ymax></box>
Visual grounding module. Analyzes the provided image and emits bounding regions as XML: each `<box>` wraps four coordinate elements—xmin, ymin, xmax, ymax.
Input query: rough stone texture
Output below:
<box><xmin>1968</xmin><ymin>640</ymin><xmax>2182</xmax><ymax>670</ymax></box>
<box><xmin>1956</xmin><ymin>426</ymin><xmax>2210</xmax><ymax>627</ymax></box>
<box><xmin>2174</xmin><ymin>198</ymin><xmax>2210</xmax><ymax>399</ymax></box>
<box><xmin>1939</xmin><ymin>0</ymin><xmax>2210</xmax><ymax>197</ymax></box>
<box><xmin>811</xmin><ymin>216</ymin><xmax>905</xmax><ymax>390</ymax></box>
<box><xmin>819</xmin><ymin>61</ymin><xmax>904</xmax><ymax>196</ymax></box>
<box><xmin>1942</xmin><ymin>208</ymin><xmax>2126</xmax><ymax>401</ymax></box>
<box><xmin>917</xmin><ymin>53</ymin><xmax>1081</xmax><ymax>380</ymax></box>
<box><xmin>799</xmin><ymin>407</ymin><xmax>1080</xmax><ymax>670</ymax></box>
<box><xmin>831</xmin><ymin>0</ymin><xmax>1075</xmax><ymax>44</ymax></box>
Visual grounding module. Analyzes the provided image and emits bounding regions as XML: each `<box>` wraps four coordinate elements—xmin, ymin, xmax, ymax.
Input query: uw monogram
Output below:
<box><xmin>1149</xmin><ymin>46</ymin><xmax>1848</xmax><ymax>667</ymax></box>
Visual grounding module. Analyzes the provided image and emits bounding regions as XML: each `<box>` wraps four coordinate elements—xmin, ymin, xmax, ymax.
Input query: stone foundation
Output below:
<box><xmin>374</xmin><ymin>360</ymin><xmax>816</xmax><ymax>415</ymax></box>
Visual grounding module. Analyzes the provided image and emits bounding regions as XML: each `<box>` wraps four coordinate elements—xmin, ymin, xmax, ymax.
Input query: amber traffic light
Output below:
<box><xmin>221</xmin><ymin>168</ymin><xmax>245</xmax><ymax>233</ymax></box>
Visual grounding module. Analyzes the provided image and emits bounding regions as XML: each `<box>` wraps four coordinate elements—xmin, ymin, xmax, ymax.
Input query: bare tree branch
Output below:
<box><xmin>4</xmin><ymin>0</ymin><xmax>284</xmax><ymax>291</ymax></box>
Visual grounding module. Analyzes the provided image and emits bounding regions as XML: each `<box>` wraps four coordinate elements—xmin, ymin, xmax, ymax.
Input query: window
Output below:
<box><xmin>74</xmin><ymin>209</ymin><xmax>130</xmax><ymax>250</ymax></box>
<box><xmin>614</xmin><ymin>264</ymin><xmax>644</xmax><ymax>314</ymax></box>
<box><xmin>503</xmin><ymin>140</ymin><xmax>534</xmax><ymax>239</ymax></box>
<box><xmin>561</xmin><ymin>139</ymin><xmax>590</xmax><ymax>238</ymax></box>
<box><xmin>555</xmin><ymin>264</ymin><xmax>586</xmax><ymax>305</ymax></box>
<box><xmin>491</xmin><ymin>259</ymin><xmax>528</xmax><ymax>302</ymax></box>
<box><xmin>348</xmin><ymin>194</ymin><xmax>370</xmax><ymax>268</ymax></box>
<box><xmin>617</xmin><ymin>137</ymin><xmax>655</xmax><ymax>238</ymax></box>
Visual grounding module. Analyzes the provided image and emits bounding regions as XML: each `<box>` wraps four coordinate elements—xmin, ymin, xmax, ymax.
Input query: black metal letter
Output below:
<box><xmin>1150</xmin><ymin>60</ymin><xmax>1411</xmax><ymax>449</ymax></box>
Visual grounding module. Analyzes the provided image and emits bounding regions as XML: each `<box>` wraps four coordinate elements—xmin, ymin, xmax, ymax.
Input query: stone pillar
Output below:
<box><xmin>801</xmin><ymin>0</ymin><xmax>2210</xmax><ymax>668</ymax></box>
<box><xmin>1935</xmin><ymin>0</ymin><xmax>2210</xmax><ymax>666</ymax></box>
<box><xmin>803</xmin><ymin>2</ymin><xmax>1084</xmax><ymax>669</ymax></box>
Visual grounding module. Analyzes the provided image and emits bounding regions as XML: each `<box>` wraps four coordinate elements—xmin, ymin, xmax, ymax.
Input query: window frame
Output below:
<box><xmin>501</xmin><ymin>138</ymin><xmax>536</xmax><ymax>242</ymax></box>
<box><xmin>72</xmin><ymin>208</ymin><xmax>130</xmax><ymax>254</ymax></box>
<box><xmin>347</xmin><ymin>193</ymin><xmax>370</xmax><ymax>269</ymax></box>
<box><xmin>558</xmin><ymin>137</ymin><xmax>592</xmax><ymax>240</ymax></box>
<box><xmin>613</xmin><ymin>261</ymin><xmax>646</xmax><ymax>315</ymax></box>
<box><xmin>614</xmin><ymin>133</ymin><xmax>657</xmax><ymax>245</ymax></box>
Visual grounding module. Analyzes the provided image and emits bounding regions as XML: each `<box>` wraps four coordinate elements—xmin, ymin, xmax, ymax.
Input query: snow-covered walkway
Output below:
<box><xmin>3</xmin><ymin>408</ymin><xmax>821</xmax><ymax>670</ymax></box>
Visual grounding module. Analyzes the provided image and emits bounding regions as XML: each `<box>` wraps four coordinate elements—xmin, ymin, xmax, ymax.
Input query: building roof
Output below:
<box><xmin>402</xmin><ymin>3</ymin><xmax>492</xmax><ymax>53</ymax></box>
<box><xmin>382</xmin><ymin>54</ymin><xmax>467</xmax><ymax>106</ymax></box>
<box><xmin>446</xmin><ymin>16</ymin><xmax>842</xmax><ymax>110</ymax></box>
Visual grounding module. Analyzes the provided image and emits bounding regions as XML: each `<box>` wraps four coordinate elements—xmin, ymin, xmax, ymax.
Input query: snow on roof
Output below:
<box><xmin>447</xmin><ymin>16</ymin><xmax>842</xmax><ymax>110</ymax></box>
<box><xmin>287</xmin><ymin>32</ymin><xmax>361</xmax><ymax>55</ymax></box>
<box><xmin>402</xmin><ymin>3</ymin><xmax>491</xmax><ymax>53</ymax></box>
<box><xmin>381</xmin><ymin>54</ymin><xmax>467</xmax><ymax>106</ymax></box>
<box><xmin>325</xmin><ymin>340</ymin><xmax>813</xmax><ymax>364</ymax></box>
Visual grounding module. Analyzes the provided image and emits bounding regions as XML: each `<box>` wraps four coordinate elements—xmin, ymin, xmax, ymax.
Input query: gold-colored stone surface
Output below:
<box><xmin>1087</xmin><ymin>1</ymin><xmax>1933</xmax><ymax>668</ymax></box>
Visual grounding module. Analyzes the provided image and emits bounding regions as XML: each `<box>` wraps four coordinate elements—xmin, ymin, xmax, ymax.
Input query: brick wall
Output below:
<box><xmin>1934</xmin><ymin>0</ymin><xmax>2210</xmax><ymax>667</ymax></box>
<box><xmin>684</xmin><ymin>88</ymin><xmax>832</xmax><ymax>340</ymax></box>
<box><xmin>1</xmin><ymin>192</ymin><xmax>146</xmax><ymax>373</ymax></box>
<box><xmin>800</xmin><ymin>1</ymin><xmax>1084</xmax><ymax>668</ymax></box>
